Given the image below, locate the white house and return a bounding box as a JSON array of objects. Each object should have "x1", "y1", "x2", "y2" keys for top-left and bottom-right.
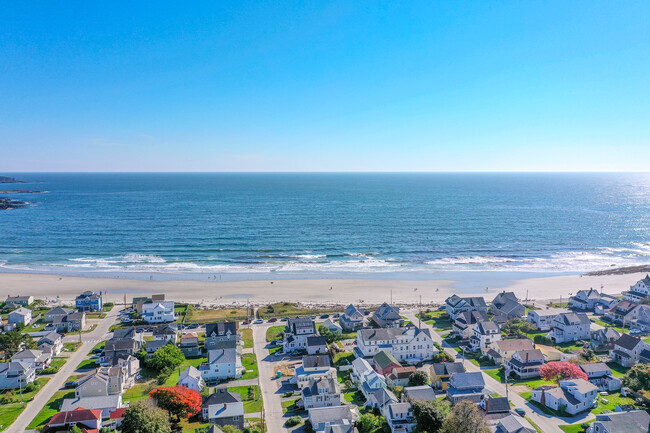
[
  {"x1": 301, "y1": 377, "x2": 342, "y2": 410},
  {"x1": 199, "y1": 348, "x2": 243, "y2": 382},
  {"x1": 141, "y1": 301, "x2": 175, "y2": 323},
  {"x1": 339, "y1": 304, "x2": 367, "y2": 332},
  {"x1": 321, "y1": 318, "x2": 343, "y2": 334},
  {"x1": 179, "y1": 366, "x2": 205, "y2": 392},
  {"x1": 11, "y1": 349, "x2": 51, "y2": 371},
  {"x1": 579, "y1": 363, "x2": 621, "y2": 392},
  {"x1": 385, "y1": 402, "x2": 416, "y2": 433},
  {"x1": 0, "y1": 361, "x2": 35, "y2": 389},
  {"x1": 570, "y1": 289, "x2": 604, "y2": 311},
  {"x1": 201, "y1": 388, "x2": 245, "y2": 430},
  {"x1": 446, "y1": 372, "x2": 490, "y2": 404},
  {"x1": 527, "y1": 308, "x2": 569, "y2": 331},
  {"x1": 308, "y1": 405, "x2": 360, "y2": 433},
  {"x1": 587, "y1": 410, "x2": 650, "y2": 433},
  {"x1": 622, "y1": 275, "x2": 650, "y2": 303},
  {"x1": 284, "y1": 318, "x2": 318, "y2": 353},
  {"x1": 549, "y1": 312, "x2": 591, "y2": 343},
  {"x1": 356, "y1": 327, "x2": 437, "y2": 363},
  {"x1": 469, "y1": 321, "x2": 501, "y2": 351},
  {"x1": 38, "y1": 331, "x2": 64, "y2": 356},
  {"x1": 372, "y1": 303, "x2": 405, "y2": 328},
  {"x1": 491, "y1": 291, "x2": 526, "y2": 320},
  {"x1": 610, "y1": 333, "x2": 650, "y2": 367},
  {"x1": 8, "y1": 307, "x2": 32, "y2": 326},
  {"x1": 452, "y1": 310, "x2": 489, "y2": 340},
  {"x1": 61, "y1": 395, "x2": 125, "y2": 419},
  {"x1": 292, "y1": 355, "x2": 337, "y2": 389},
  {"x1": 532, "y1": 379, "x2": 597, "y2": 415},
  {"x1": 504, "y1": 349, "x2": 545, "y2": 379}
]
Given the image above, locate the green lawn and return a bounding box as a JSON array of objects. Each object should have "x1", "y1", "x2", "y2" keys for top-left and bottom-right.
[
  {"x1": 592, "y1": 393, "x2": 636, "y2": 414},
  {"x1": 240, "y1": 353, "x2": 259, "y2": 380},
  {"x1": 63, "y1": 342, "x2": 82, "y2": 352},
  {"x1": 38, "y1": 357, "x2": 67, "y2": 375},
  {"x1": 76, "y1": 359, "x2": 98, "y2": 370},
  {"x1": 418, "y1": 310, "x2": 453, "y2": 331},
  {"x1": 592, "y1": 318, "x2": 626, "y2": 333},
  {"x1": 0, "y1": 378, "x2": 51, "y2": 429},
  {"x1": 333, "y1": 351, "x2": 355, "y2": 366},
  {"x1": 241, "y1": 328, "x2": 253, "y2": 348},
  {"x1": 559, "y1": 421, "x2": 593, "y2": 433},
  {"x1": 484, "y1": 368, "x2": 555, "y2": 390},
  {"x1": 228, "y1": 385, "x2": 263, "y2": 413},
  {"x1": 26, "y1": 388, "x2": 75, "y2": 429},
  {"x1": 343, "y1": 390, "x2": 365, "y2": 406},
  {"x1": 87, "y1": 340, "x2": 106, "y2": 355},
  {"x1": 123, "y1": 379, "x2": 157, "y2": 402},
  {"x1": 269, "y1": 346, "x2": 282, "y2": 355},
  {"x1": 164, "y1": 357, "x2": 205, "y2": 386},
  {"x1": 281, "y1": 398, "x2": 303, "y2": 414},
  {"x1": 103, "y1": 303, "x2": 115, "y2": 312},
  {"x1": 266, "y1": 325, "x2": 285, "y2": 342},
  {"x1": 606, "y1": 362, "x2": 629, "y2": 378}
]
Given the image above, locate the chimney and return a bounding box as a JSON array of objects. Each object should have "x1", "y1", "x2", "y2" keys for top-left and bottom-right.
[{"x1": 526, "y1": 351, "x2": 529, "y2": 363}]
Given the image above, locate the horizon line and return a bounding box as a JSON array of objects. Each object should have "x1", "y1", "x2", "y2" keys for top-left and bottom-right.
[{"x1": 2, "y1": 170, "x2": 650, "y2": 174}]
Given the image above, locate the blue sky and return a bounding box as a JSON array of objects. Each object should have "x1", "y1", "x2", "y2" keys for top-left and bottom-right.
[{"x1": 1, "y1": 1, "x2": 649, "y2": 172}]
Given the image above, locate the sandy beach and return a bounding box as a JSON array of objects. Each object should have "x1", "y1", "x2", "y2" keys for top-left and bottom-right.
[{"x1": 0, "y1": 270, "x2": 643, "y2": 308}]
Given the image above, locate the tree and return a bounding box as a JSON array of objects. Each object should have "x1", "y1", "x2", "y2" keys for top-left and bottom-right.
[
  {"x1": 121, "y1": 400, "x2": 171, "y2": 433},
  {"x1": 318, "y1": 325, "x2": 342, "y2": 344},
  {"x1": 285, "y1": 416, "x2": 303, "y2": 427},
  {"x1": 0, "y1": 330, "x2": 35, "y2": 357},
  {"x1": 408, "y1": 370, "x2": 430, "y2": 387},
  {"x1": 501, "y1": 318, "x2": 538, "y2": 337},
  {"x1": 441, "y1": 401, "x2": 490, "y2": 433},
  {"x1": 149, "y1": 385, "x2": 202, "y2": 422},
  {"x1": 222, "y1": 426, "x2": 243, "y2": 433},
  {"x1": 623, "y1": 363, "x2": 650, "y2": 391},
  {"x1": 70, "y1": 426, "x2": 83, "y2": 433},
  {"x1": 540, "y1": 361, "x2": 588, "y2": 383},
  {"x1": 357, "y1": 413, "x2": 383, "y2": 433},
  {"x1": 147, "y1": 344, "x2": 185, "y2": 373},
  {"x1": 412, "y1": 399, "x2": 451, "y2": 433}
]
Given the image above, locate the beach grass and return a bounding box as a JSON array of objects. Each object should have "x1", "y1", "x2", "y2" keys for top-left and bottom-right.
[
  {"x1": 186, "y1": 307, "x2": 249, "y2": 324},
  {"x1": 257, "y1": 302, "x2": 343, "y2": 320}
]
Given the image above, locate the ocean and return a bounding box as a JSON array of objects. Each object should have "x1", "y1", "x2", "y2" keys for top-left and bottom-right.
[{"x1": 1, "y1": 172, "x2": 650, "y2": 280}]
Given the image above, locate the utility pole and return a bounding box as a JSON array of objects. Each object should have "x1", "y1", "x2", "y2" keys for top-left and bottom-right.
[
  {"x1": 390, "y1": 290, "x2": 393, "y2": 305},
  {"x1": 418, "y1": 295, "x2": 422, "y2": 328}
]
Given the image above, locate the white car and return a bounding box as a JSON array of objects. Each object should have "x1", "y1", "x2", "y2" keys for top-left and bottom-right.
[{"x1": 254, "y1": 319, "x2": 264, "y2": 324}]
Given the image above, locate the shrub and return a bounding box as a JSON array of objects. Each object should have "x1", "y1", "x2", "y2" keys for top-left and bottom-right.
[
  {"x1": 285, "y1": 416, "x2": 302, "y2": 427},
  {"x1": 533, "y1": 334, "x2": 553, "y2": 345}
]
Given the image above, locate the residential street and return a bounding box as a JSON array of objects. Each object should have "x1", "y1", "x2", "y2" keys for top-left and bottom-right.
[
  {"x1": 12, "y1": 307, "x2": 121, "y2": 433},
  {"x1": 252, "y1": 323, "x2": 289, "y2": 433}
]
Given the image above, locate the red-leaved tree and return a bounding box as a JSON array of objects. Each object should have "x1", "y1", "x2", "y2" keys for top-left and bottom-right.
[
  {"x1": 149, "y1": 385, "x2": 202, "y2": 422},
  {"x1": 539, "y1": 361, "x2": 588, "y2": 383}
]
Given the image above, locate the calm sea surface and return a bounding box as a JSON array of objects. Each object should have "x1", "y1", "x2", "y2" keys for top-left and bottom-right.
[{"x1": 1, "y1": 173, "x2": 650, "y2": 279}]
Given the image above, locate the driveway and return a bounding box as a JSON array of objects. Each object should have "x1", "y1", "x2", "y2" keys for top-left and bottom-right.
[{"x1": 9, "y1": 307, "x2": 120, "y2": 433}]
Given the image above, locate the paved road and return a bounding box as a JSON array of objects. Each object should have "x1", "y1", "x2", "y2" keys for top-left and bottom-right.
[
  {"x1": 403, "y1": 311, "x2": 595, "y2": 433},
  {"x1": 252, "y1": 323, "x2": 289, "y2": 433},
  {"x1": 10, "y1": 308, "x2": 120, "y2": 433}
]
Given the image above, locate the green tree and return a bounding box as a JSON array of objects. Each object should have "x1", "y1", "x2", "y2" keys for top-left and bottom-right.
[
  {"x1": 412, "y1": 399, "x2": 451, "y2": 433},
  {"x1": 0, "y1": 330, "x2": 35, "y2": 357},
  {"x1": 70, "y1": 426, "x2": 83, "y2": 433},
  {"x1": 357, "y1": 413, "x2": 383, "y2": 433},
  {"x1": 623, "y1": 363, "x2": 650, "y2": 391},
  {"x1": 441, "y1": 401, "x2": 489, "y2": 433},
  {"x1": 147, "y1": 344, "x2": 185, "y2": 373},
  {"x1": 408, "y1": 370, "x2": 430, "y2": 387},
  {"x1": 318, "y1": 325, "x2": 342, "y2": 344},
  {"x1": 121, "y1": 400, "x2": 171, "y2": 433},
  {"x1": 222, "y1": 426, "x2": 243, "y2": 433},
  {"x1": 501, "y1": 318, "x2": 538, "y2": 337}
]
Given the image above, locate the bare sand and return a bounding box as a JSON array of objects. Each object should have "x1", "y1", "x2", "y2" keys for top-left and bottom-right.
[{"x1": 0, "y1": 270, "x2": 643, "y2": 309}]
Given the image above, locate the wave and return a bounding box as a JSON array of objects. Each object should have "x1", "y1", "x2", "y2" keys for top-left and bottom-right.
[{"x1": 2, "y1": 245, "x2": 650, "y2": 276}]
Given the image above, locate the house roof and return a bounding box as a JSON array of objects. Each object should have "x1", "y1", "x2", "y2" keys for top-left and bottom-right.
[
  {"x1": 455, "y1": 310, "x2": 490, "y2": 326},
  {"x1": 112, "y1": 328, "x2": 136, "y2": 340},
  {"x1": 530, "y1": 307, "x2": 568, "y2": 317},
  {"x1": 207, "y1": 348, "x2": 237, "y2": 365},
  {"x1": 374, "y1": 303, "x2": 402, "y2": 321},
  {"x1": 483, "y1": 396, "x2": 511, "y2": 413},
  {"x1": 492, "y1": 291, "x2": 519, "y2": 308},
  {"x1": 303, "y1": 354, "x2": 331, "y2": 369},
  {"x1": 205, "y1": 322, "x2": 238, "y2": 337},
  {"x1": 403, "y1": 386, "x2": 436, "y2": 402},
  {"x1": 579, "y1": 363, "x2": 611, "y2": 375},
  {"x1": 561, "y1": 378, "x2": 598, "y2": 394},
  {"x1": 325, "y1": 424, "x2": 358, "y2": 433},
  {"x1": 476, "y1": 321, "x2": 499, "y2": 334},
  {"x1": 105, "y1": 339, "x2": 139, "y2": 352},
  {"x1": 431, "y1": 362, "x2": 465, "y2": 376},
  {"x1": 556, "y1": 312, "x2": 591, "y2": 325},
  {"x1": 10, "y1": 307, "x2": 31, "y2": 316},
  {"x1": 374, "y1": 350, "x2": 400, "y2": 369},
  {"x1": 203, "y1": 388, "x2": 241, "y2": 406},
  {"x1": 61, "y1": 395, "x2": 122, "y2": 412},
  {"x1": 497, "y1": 414, "x2": 536, "y2": 433},
  {"x1": 109, "y1": 408, "x2": 127, "y2": 420},
  {"x1": 594, "y1": 410, "x2": 650, "y2": 433},
  {"x1": 180, "y1": 365, "x2": 202, "y2": 381},
  {"x1": 302, "y1": 377, "x2": 339, "y2": 397},
  {"x1": 389, "y1": 366, "x2": 416, "y2": 380},
  {"x1": 39, "y1": 331, "x2": 62, "y2": 343},
  {"x1": 48, "y1": 407, "x2": 102, "y2": 426},
  {"x1": 446, "y1": 295, "x2": 488, "y2": 309},
  {"x1": 450, "y1": 372, "x2": 485, "y2": 389},
  {"x1": 46, "y1": 306, "x2": 73, "y2": 316},
  {"x1": 308, "y1": 405, "x2": 359, "y2": 426},
  {"x1": 593, "y1": 328, "x2": 620, "y2": 340},
  {"x1": 307, "y1": 336, "x2": 327, "y2": 347},
  {"x1": 494, "y1": 338, "x2": 534, "y2": 353},
  {"x1": 616, "y1": 333, "x2": 643, "y2": 351},
  {"x1": 146, "y1": 340, "x2": 170, "y2": 351}
]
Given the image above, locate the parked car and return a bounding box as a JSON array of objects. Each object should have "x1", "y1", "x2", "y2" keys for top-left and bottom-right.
[
  {"x1": 514, "y1": 408, "x2": 525, "y2": 417},
  {"x1": 281, "y1": 317, "x2": 290, "y2": 321},
  {"x1": 268, "y1": 318, "x2": 278, "y2": 323},
  {"x1": 242, "y1": 321, "x2": 249, "y2": 325},
  {"x1": 254, "y1": 319, "x2": 264, "y2": 324},
  {"x1": 135, "y1": 328, "x2": 144, "y2": 333},
  {"x1": 186, "y1": 323, "x2": 199, "y2": 329},
  {"x1": 93, "y1": 348, "x2": 103, "y2": 354},
  {"x1": 319, "y1": 314, "x2": 330, "y2": 319},
  {"x1": 65, "y1": 381, "x2": 78, "y2": 389},
  {"x1": 333, "y1": 313, "x2": 340, "y2": 318}
]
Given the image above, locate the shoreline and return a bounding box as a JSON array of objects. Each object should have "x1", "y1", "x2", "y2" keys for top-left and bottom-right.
[{"x1": 0, "y1": 269, "x2": 641, "y2": 309}]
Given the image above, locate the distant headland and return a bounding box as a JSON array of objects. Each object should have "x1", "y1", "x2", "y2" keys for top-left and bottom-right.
[{"x1": 0, "y1": 176, "x2": 28, "y2": 183}]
